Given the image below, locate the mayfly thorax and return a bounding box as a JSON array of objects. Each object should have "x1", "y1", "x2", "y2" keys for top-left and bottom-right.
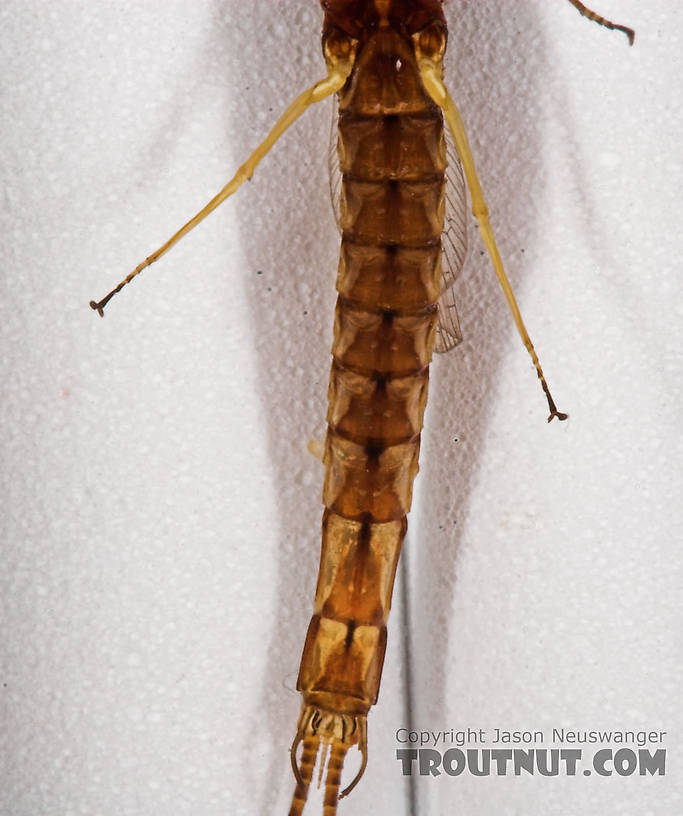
[{"x1": 90, "y1": 2, "x2": 633, "y2": 813}]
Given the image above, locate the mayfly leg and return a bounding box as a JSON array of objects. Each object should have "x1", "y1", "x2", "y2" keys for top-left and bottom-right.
[
  {"x1": 416, "y1": 2, "x2": 633, "y2": 422},
  {"x1": 415, "y1": 37, "x2": 568, "y2": 422},
  {"x1": 89, "y1": 39, "x2": 357, "y2": 316}
]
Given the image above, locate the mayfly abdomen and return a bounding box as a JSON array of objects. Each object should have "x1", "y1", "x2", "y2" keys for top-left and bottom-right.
[{"x1": 291, "y1": 20, "x2": 447, "y2": 809}]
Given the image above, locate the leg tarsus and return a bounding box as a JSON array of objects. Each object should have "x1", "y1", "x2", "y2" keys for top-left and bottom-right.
[
  {"x1": 546, "y1": 384, "x2": 569, "y2": 421},
  {"x1": 540, "y1": 376, "x2": 568, "y2": 422},
  {"x1": 548, "y1": 407, "x2": 569, "y2": 423}
]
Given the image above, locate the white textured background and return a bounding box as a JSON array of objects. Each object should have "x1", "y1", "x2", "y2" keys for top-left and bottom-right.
[{"x1": 1, "y1": 2, "x2": 680, "y2": 815}]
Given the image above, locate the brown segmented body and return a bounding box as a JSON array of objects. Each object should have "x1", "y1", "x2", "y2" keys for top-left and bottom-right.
[
  {"x1": 289, "y1": 3, "x2": 449, "y2": 813},
  {"x1": 299, "y1": 16, "x2": 444, "y2": 719}
]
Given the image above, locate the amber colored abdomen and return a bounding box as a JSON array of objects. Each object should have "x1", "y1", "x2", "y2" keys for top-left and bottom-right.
[{"x1": 297, "y1": 28, "x2": 445, "y2": 716}]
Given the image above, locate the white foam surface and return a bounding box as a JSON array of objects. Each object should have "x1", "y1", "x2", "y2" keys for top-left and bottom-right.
[{"x1": 1, "y1": 2, "x2": 680, "y2": 814}]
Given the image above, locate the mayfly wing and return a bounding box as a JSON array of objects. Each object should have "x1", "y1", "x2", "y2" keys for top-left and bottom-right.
[
  {"x1": 433, "y1": 283, "x2": 464, "y2": 352},
  {"x1": 328, "y1": 103, "x2": 468, "y2": 353},
  {"x1": 328, "y1": 95, "x2": 343, "y2": 233},
  {"x1": 434, "y1": 127, "x2": 468, "y2": 353}
]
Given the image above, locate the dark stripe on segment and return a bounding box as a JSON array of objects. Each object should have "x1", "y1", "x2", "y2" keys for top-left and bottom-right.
[
  {"x1": 342, "y1": 170, "x2": 445, "y2": 185},
  {"x1": 336, "y1": 293, "x2": 438, "y2": 318},
  {"x1": 381, "y1": 308, "x2": 396, "y2": 327},
  {"x1": 364, "y1": 442, "x2": 383, "y2": 465},
  {"x1": 338, "y1": 109, "x2": 442, "y2": 125},
  {"x1": 358, "y1": 515, "x2": 372, "y2": 548},
  {"x1": 331, "y1": 357, "x2": 429, "y2": 381},
  {"x1": 341, "y1": 234, "x2": 442, "y2": 250},
  {"x1": 344, "y1": 619, "x2": 356, "y2": 650},
  {"x1": 328, "y1": 426, "x2": 419, "y2": 450}
]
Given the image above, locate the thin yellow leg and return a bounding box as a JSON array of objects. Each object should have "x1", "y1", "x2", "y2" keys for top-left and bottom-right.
[
  {"x1": 565, "y1": 0, "x2": 635, "y2": 45},
  {"x1": 418, "y1": 55, "x2": 567, "y2": 423},
  {"x1": 90, "y1": 46, "x2": 356, "y2": 316}
]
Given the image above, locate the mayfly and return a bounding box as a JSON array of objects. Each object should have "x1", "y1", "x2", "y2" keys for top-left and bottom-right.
[{"x1": 90, "y1": 1, "x2": 634, "y2": 812}]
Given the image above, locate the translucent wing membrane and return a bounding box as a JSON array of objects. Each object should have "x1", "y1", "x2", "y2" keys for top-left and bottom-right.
[
  {"x1": 433, "y1": 280, "x2": 463, "y2": 352},
  {"x1": 434, "y1": 128, "x2": 467, "y2": 353},
  {"x1": 328, "y1": 103, "x2": 468, "y2": 353},
  {"x1": 328, "y1": 96, "x2": 343, "y2": 232}
]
